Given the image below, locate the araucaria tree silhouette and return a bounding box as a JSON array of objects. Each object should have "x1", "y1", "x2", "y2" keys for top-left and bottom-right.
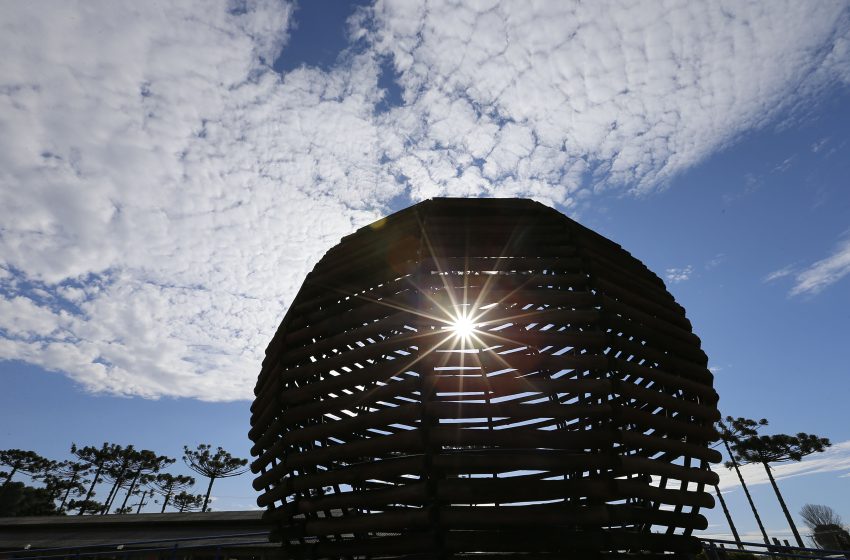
[
  {"x1": 183, "y1": 444, "x2": 248, "y2": 512},
  {"x1": 99, "y1": 445, "x2": 135, "y2": 514},
  {"x1": 717, "y1": 416, "x2": 770, "y2": 547},
  {"x1": 50, "y1": 460, "x2": 91, "y2": 511},
  {"x1": 0, "y1": 449, "x2": 53, "y2": 486},
  {"x1": 712, "y1": 485, "x2": 743, "y2": 549},
  {"x1": 151, "y1": 473, "x2": 195, "y2": 512},
  {"x1": 37, "y1": 461, "x2": 87, "y2": 511},
  {"x1": 171, "y1": 490, "x2": 206, "y2": 513},
  {"x1": 732, "y1": 432, "x2": 831, "y2": 547},
  {"x1": 71, "y1": 442, "x2": 122, "y2": 515},
  {"x1": 116, "y1": 450, "x2": 174, "y2": 513}
]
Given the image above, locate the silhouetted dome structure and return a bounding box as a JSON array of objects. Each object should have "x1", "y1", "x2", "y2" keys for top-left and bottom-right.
[{"x1": 250, "y1": 198, "x2": 720, "y2": 559}]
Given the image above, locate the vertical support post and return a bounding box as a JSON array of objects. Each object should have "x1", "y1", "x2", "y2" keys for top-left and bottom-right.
[{"x1": 414, "y1": 212, "x2": 445, "y2": 559}]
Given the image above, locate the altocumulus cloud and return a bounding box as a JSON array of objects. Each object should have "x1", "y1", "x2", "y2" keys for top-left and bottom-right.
[
  {"x1": 790, "y1": 237, "x2": 850, "y2": 296},
  {"x1": 1, "y1": 0, "x2": 849, "y2": 400},
  {"x1": 715, "y1": 440, "x2": 850, "y2": 491}
]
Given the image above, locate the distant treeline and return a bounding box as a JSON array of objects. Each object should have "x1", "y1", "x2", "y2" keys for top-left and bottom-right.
[{"x1": 0, "y1": 443, "x2": 247, "y2": 517}]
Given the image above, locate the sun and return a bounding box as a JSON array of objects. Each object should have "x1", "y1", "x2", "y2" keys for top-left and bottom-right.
[{"x1": 448, "y1": 313, "x2": 476, "y2": 339}]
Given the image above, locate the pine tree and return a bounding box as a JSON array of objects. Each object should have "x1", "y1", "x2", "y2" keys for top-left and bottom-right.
[
  {"x1": 0, "y1": 481, "x2": 60, "y2": 516},
  {"x1": 71, "y1": 442, "x2": 122, "y2": 515},
  {"x1": 182, "y1": 444, "x2": 248, "y2": 512},
  {"x1": 134, "y1": 489, "x2": 151, "y2": 514},
  {"x1": 171, "y1": 490, "x2": 205, "y2": 513},
  {"x1": 99, "y1": 445, "x2": 135, "y2": 514},
  {"x1": 717, "y1": 416, "x2": 770, "y2": 547},
  {"x1": 116, "y1": 450, "x2": 174, "y2": 513},
  {"x1": 49, "y1": 461, "x2": 90, "y2": 511},
  {"x1": 712, "y1": 485, "x2": 743, "y2": 549},
  {"x1": 151, "y1": 473, "x2": 195, "y2": 512},
  {"x1": 0, "y1": 450, "x2": 54, "y2": 487},
  {"x1": 732, "y1": 432, "x2": 831, "y2": 547},
  {"x1": 66, "y1": 497, "x2": 104, "y2": 515}
]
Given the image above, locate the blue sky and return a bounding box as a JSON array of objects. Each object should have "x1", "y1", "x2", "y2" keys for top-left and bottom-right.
[{"x1": 1, "y1": 0, "x2": 849, "y2": 542}]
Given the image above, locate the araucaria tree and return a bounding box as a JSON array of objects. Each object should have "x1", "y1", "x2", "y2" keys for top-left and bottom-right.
[
  {"x1": 0, "y1": 449, "x2": 54, "y2": 486},
  {"x1": 50, "y1": 461, "x2": 91, "y2": 511},
  {"x1": 71, "y1": 442, "x2": 122, "y2": 515},
  {"x1": 183, "y1": 444, "x2": 248, "y2": 512},
  {"x1": 717, "y1": 416, "x2": 770, "y2": 547},
  {"x1": 116, "y1": 450, "x2": 174, "y2": 513},
  {"x1": 171, "y1": 490, "x2": 205, "y2": 513},
  {"x1": 732, "y1": 432, "x2": 831, "y2": 547},
  {"x1": 99, "y1": 445, "x2": 136, "y2": 514},
  {"x1": 37, "y1": 461, "x2": 88, "y2": 512},
  {"x1": 151, "y1": 473, "x2": 195, "y2": 513}
]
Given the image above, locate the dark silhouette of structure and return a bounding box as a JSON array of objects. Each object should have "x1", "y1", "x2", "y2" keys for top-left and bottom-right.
[{"x1": 250, "y1": 198, "x2": 721, "y2": 558}]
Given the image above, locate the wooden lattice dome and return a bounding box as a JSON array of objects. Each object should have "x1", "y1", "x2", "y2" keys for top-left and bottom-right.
[{"x1": 250, "y1": 198, "x2": 721, "y2": 559}]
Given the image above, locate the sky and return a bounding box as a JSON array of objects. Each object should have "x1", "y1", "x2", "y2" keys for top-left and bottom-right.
[{"x1": 1, "y1": 0, "x2": 849, "y2": 543}]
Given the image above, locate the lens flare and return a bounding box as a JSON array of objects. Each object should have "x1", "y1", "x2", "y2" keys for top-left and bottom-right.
[{"x1": 448, "y1": 313, "x2": 476, "y2": 339}]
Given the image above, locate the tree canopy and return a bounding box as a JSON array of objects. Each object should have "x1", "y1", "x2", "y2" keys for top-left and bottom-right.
[
  {"x1": 714, "y1": 416, "x2": 771, "y2": 546},
  {"x1": 0, "y1": 481, "x2": 60, "y2": 516},
  {"x1": 799, "y1": 504, "x2": 850, "y2": 550},
  {"x1": 151, "y1": 473, "x2": 195, "y2": 513},
  {"x1": 0, "y1": 449, "x2": 54, "y2": 485},
  {"x1": 171, "y1": 490, "x2": 205, "y2": 513},
  {"x1": 732, "y1": 433, "x2": 831, "y2": 465},
  {"x1": 182, "y1": 444, "x2": 248, "y2": 479},
  {"x1": 0, "y1": 442, "x2": 246, "y2": 516},
  {"x1": 717, "y1": 416, "x2": 768, "y2": 443},
  {"x1": 731, "y1": 431, "x2": 831, "y2": 548},
  {"x1": 183, "y1": 444, "x2": 248, "y2": 512}
]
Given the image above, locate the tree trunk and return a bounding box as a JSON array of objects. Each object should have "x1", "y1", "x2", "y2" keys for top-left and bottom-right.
[
  {"x1": 119, "y1": 470, "x2": 141, "y2": 512},
  {"x1": 59, "y1": 471, "x2": 78, "y2": 510},
  {"x1": 160, "y1": 488, "x2": 173, "y2": 513},
  {"x1": 763, "y1": 461, "x2": 804, "y2": 548},
  {"x1": 202, "y1": 475, "x2": 215, "y2": 512},
  {"x1": 101, "y1": 483, "x2": 117, "y2": 514},
  {"x1": 101, "y1": 466, "x2": 128, "y2": 514},
  {"x1": 2, "y1": 466, "x2": 18, "y2": 486},
  {"x1": 714, "y1": 485, "x2": 743, "y2": 549},
  {"x1": 724, "y1": 439, "x2": 771, "y2": 546},
  {"x1": 135, "y1": 490, "x2": 147, "y2": 514},
  {"x1": 78, "y1": 464, "x2": 103, "y2": 515},
  {"x1": 2, "y1": 466, "x2": 17, "y2": 487},
  {"x1": 48, "y1": 483, "x2": 61, "y2": 503}
]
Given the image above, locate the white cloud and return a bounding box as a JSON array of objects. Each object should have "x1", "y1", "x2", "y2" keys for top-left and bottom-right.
[
  {"x1": 773, "y1": 156, "x2": 796, "y2": 174},
  {"x1": 790, "y1": 238, "x2": 850, "y2": 296},
  {"x1": 811, "y1": 137, "x2": 831, "y2": 153},
  {"x1": 665, "y1": 265, "x2": 694, "y2": 284},
  {"x1": 0, "y1": 1, "x2": 390, "y2": 400},
  {"x1": 361, "y1": 0, "x2": 850, "y2": 198},
  {"x1": 716, "y1": 440, "x2": 850, "y2": 491},
  {"x1": 0, "y1": 1, "x2": 849, "y2": 399},
  {"x1": 705, "y1": 253, "x2": 726, "y2": 270},
  {"x1": 764, "y1": 265, "x2": 796, "y2": 283}
]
